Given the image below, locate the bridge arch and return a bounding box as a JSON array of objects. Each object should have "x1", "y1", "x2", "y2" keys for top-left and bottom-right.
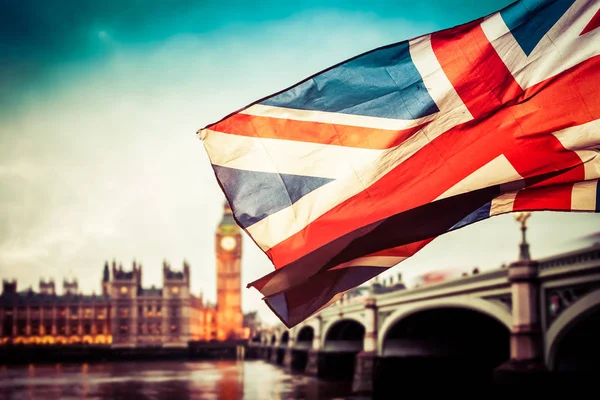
[
  {"x1": 251, "y1": 331, "x2": 262, "y2": 344},
  {"x1": 321, "y1": 315, "x2": 365, "y2": 348},
  {"x1": 377, "y1": 296, "x2": 512, "y2": 354},
  {"x1": 546, "y1": 288, "x2": 600, "y2": 371},
  {"x1": 322, "y1": 317, "x2": 365, "y2": 352},
  {"x1": 280, "y1": 331, "x2": 289, "y2": 346},
  {"x1": 376, "y1": 297, "x2": 510, "y2": 387},
  {"x1": 295, "y1": 325, "x2": 314, "y2": 348},
  {"x1": 319, "y1": 317, "x2": 366, "y2": 381}
]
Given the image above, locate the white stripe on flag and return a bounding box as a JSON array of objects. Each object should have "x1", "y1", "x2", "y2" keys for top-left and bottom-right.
[
  {"x1": 552, "y1": 119, "x2": 600, "y2": 180},
  {"x1": 572, "y1": 180, "x2": 598, "y2": 211},
  {"x1": 490, "y1": 191, "x2": 519, "y2": 216},
  {"x1": 408, "y1": 34, "x2": 473, "y2": 122},
  {"x1": 329, "y1": 255, "x2": 407, "y2": 271},
  {"x1": 241, "y1": 104, "x2": 431, "y2": 131},
  {"x1": 203, "y1": 129, "x2": 383, "y2": 179},
  {"x1": 435, "y1": 154, "x2": 524, "y2": 201},
  {"x1": 481, "y1": 0, "x2": 600, "y2": 90}
]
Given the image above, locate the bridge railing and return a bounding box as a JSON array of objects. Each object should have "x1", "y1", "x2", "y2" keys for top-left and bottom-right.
[{"x1": 538, "y1": 245, "x2": 600, "y2": 270}]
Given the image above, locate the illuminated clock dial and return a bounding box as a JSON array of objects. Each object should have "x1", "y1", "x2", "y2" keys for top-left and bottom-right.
[{"x1": 220, "y1": 236, "x2": 236, "y2": 251}]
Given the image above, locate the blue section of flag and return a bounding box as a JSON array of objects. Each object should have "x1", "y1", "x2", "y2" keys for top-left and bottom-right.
[
  {"x1": 501, "y1": 0, "x2": 575, "y2": 56},
  {"x1": 266, "y1": 292, "x2": 289, "y2": 325},
  {"x1": 260, "y1": 41, "x2": 439, "y2": 120},
  {"x1": 448, "y1": 201, "x2": 492, "y2": 231},
  {"x1": 213, "y1": 165, "x2": 334, "y2": 228}
]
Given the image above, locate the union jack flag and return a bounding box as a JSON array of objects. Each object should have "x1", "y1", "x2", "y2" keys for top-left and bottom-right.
[{"x1": 199, "y1": 0, "x2": 600, "y2": 328}]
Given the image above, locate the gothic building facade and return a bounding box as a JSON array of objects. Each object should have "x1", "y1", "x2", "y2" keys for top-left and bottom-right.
[{"x1": 0, "y1": 200, "x2": 250, "y2": 347}]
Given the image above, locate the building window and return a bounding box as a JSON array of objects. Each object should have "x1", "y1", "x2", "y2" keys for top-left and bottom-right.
[
  {"x1": 138, "y1": 306, "x2": 143, "y2": 318},
  {"x1": 70, "y1": 307, "x2": 79, "y2": 319},
  {"x1": 84, "y1": 308, "x2": 93, "y2": 318},
  {"x1": 119, "y1": 308, "x2": 129, "y2": 318},
  {"x1": 120, "y1": 286, "x2": 128, "y2": 294},
  {"x1": 16, "y1": 321, "x2": 26, "y2": 336},
  {"x1": 95, "y1": 308, "x2": 106, "y2": 319},
  {"x1": 119, "y1": 325, "x2": 128, "y2": 334},
  {"x1": 171, "y1": 287, "x2": 179, "y2": 294},
  {"x1": 171, "y1": 307, "x2": 178, "y2": 317},
  {"x1": 156, "y1": 305, "x2": 162, "y2": 317},
  {"x1": 170, "y1": 324, "x2": 178, "y2": 333}
]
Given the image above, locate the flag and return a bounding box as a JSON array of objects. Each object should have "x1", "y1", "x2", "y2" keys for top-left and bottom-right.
[{"x1": 198, "y1": 0, "x2": 600, "y2": 328}]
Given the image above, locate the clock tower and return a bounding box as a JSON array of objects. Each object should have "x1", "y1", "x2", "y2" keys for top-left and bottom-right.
[{"x1": 215, "y1": 199, "x2": 243, "y2": 340}]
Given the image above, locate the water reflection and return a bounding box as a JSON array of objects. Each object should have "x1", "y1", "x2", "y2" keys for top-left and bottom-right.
[{"x1": 0, "y1": 360, "x2": 354, "y2": 400}]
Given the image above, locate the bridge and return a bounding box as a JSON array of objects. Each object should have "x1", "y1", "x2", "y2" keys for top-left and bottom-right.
[{"x1": 249, "y1": 241, "x2": 600, "y2": 393}]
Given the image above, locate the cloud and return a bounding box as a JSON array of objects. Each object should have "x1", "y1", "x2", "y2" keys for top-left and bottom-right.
[{"x1": 1, "y1": 0, "x2": 515, "y2": 113}]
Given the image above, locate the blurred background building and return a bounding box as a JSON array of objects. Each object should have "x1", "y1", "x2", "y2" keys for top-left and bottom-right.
[{"x1": 0, "y1": 200, "x2": 251, "y2": 347}]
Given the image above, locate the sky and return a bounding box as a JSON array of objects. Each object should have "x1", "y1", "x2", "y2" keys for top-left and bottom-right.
[{"x1": 1, "y1": 0, "x2": 599, "y2": 325}]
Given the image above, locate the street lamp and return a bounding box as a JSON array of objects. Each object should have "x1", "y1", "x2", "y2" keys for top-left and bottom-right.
[{"x1": 513, "y1": 211, "x2": 532, "y2": 260}]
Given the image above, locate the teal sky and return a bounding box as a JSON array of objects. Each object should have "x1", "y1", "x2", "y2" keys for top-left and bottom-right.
[{"x1": 1, "y1": 0, "x2": 599, "y2": 324}]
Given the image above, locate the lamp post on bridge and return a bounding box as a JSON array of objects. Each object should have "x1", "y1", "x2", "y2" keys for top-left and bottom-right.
[
  {"x1": 514, "y1": 211, "x2": 531, "y2": 261},
  {"x1": 495, "y1": 212, "x2": 549, "y2": 383}
]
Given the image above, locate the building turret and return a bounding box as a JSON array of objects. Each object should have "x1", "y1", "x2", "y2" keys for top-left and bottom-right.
[
  {"x1": 63, "y1": 278, "x2": 78, "y2": 295},
  {"x1": 39, "y1": 279, "x2": 56, "y2": 295},
  {"x1": 133, "y1": 260, "x2": 142, "y2": 288},
  {"x1": 183, "y1": 260, "x2": 190, "y2": 287},
  {"x1": 103, "y1": 262, "x2": 110, "y2": 282},
  {"x1": 102, "y1": 261, "x2": 110, "y2": 296},
  {"x1": 163, "y1": 261, "x2": 189, "y2": 294},
  {"x1": 2, "y1": 280, "x2": 16, "y2": 294}
]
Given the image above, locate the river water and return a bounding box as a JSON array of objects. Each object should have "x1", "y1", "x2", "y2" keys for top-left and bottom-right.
[{"x1": 0, "y1": 360, "x2": 357, "y2": 400}]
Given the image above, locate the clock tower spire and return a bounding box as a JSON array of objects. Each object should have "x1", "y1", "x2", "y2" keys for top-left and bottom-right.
[{"x1": 215, "y1": 199, "x2": 243, "y2": 340}]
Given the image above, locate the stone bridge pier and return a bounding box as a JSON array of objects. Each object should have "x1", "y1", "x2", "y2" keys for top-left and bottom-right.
[
  {"x1": 284, "y1": 325, "x2": 312, "y2": 371},
  {"x1": 308, "y1": 315, "x2": 366, "y2": 381}
]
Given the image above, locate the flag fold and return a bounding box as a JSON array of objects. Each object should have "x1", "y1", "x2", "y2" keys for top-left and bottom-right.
[{"x1": 199, "y1": 0, "x2": 600, "y2": 328}]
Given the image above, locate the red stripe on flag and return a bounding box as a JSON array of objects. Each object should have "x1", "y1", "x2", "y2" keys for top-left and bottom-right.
[
  {"x1": 430, "y1": 20, "x2": 522, "y2": 119},
  {"x1": 506, "y1": 53, "x2": 600, "y2": 208},
  {"x1": 264, "y1": 55, "x2": 600, "y2": 269},
  {"x1": 513, "y1": 183, "x2": 575, "y2": 211},
  {"x1": 211, "y1": 113, "x2": 427, "y2": 150},
  {"x1": 581, "y1": 9, "x2": 600, "y2": 36}
]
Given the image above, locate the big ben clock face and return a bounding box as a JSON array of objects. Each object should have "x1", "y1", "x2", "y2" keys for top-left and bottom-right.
[{"x1": 220, "y1": 236, "x2": 236, "y2": 251}]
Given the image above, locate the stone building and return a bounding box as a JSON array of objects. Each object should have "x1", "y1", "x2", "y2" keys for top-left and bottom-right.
[
  {"x1": 0, "y1": 279, "x2": 111, "y2": 345},
  {"x1": 0, "y1": 259, "x2": 219, "y2": 348},
  {"x1": 106, "y1": 259, "x2": 219, "y2": 348},
  {"x1": 0, "y1": 199, "x2": 252, "y2": 347}
]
